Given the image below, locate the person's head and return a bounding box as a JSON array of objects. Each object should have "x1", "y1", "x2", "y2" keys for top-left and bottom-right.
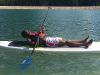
[{"x1": 21, "y1": 30, "x2": 30, "y2": 38}]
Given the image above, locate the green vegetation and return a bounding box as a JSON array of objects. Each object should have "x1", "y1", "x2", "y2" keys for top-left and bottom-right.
[{"x1": 0, "y1": 0, "x2": 99, "y2": 6}]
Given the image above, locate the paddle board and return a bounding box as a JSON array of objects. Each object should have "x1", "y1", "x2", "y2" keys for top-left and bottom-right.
[{"x1": 0, "y1": 41, "x2": 100, "y2": 52}]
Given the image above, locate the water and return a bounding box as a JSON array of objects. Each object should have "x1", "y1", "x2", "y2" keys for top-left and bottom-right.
[{"x1": 0, "y1": 9, "x2": 100, "y2": 75}]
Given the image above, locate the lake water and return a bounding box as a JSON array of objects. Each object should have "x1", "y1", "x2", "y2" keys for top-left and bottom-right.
[{"x1": 0, "y1": 9, "x2": 100, "y2": 75}]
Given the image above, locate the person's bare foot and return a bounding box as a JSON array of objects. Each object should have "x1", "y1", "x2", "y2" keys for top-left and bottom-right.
[
  {"x1": 81, "y1": 35, "x2": 89, "y2": 43},
  {"x1": 85, "y1": 39, "x2": 93, "y2": 48}
]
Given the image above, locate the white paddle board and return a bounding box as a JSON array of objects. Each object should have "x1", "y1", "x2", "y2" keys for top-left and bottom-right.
[{"x1": 0, "y1": 41, "x2": 100, "y2": 52}]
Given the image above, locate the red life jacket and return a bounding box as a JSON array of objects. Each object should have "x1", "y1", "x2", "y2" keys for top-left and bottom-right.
[{"x1": 28, "y1": 31, "x2": 45, "y2": 44}]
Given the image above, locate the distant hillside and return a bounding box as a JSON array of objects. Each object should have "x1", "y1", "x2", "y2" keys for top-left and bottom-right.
[{"x1": 0, "y1": 0, "x2": 99, "y2": 6}]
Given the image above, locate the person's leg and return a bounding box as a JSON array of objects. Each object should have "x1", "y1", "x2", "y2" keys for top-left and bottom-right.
[
  {"x1": 65, "y1": 39, "x2": 93, "y2": 48},
  {"x1": 68, "y1": 36, "x2": 89, "y2": 43},
  {"x1": 65, "y1": 41, "x2": 84, "y2": 47},
  {"x1": 58, "y1": 42, "x2": 66, "y2": 47},
  {"x1": 57, "y1": 37, "x2": 88, "y2": 47}
]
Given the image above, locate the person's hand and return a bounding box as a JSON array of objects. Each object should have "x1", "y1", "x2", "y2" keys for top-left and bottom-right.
[{"x1": 40, "y1": 25, "x2": 46, "y2": 31}]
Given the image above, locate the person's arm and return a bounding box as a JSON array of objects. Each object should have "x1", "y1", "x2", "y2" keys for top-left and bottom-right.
[{"x1": 36, "y1": 25, "x2": 46, "y2": 38}]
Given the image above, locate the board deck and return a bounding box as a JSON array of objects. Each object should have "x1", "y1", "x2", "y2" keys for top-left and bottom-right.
[{"x1": 0, "y1": 41, "x2": 100, "y2": 52}]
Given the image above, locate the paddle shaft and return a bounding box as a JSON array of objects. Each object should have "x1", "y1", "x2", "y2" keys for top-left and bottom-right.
[
  {"x1": 31, "y1": 36, "x2": 39, "y2": 55},
  {"x1": 40, "y1": 6, "x2": 51, "y2": 27}
]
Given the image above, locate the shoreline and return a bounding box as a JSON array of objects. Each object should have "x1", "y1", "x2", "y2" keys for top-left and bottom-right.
[{"x1": 0, "y1": 6, "x2": 99, "y2": 10}]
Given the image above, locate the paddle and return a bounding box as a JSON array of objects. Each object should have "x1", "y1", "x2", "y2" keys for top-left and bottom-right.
[
  {"x1": 20, "y1": 7, "x2": 50, "y2": 69},
  {"x1": 20, "y1": 35, "x2": 39, "y2": 69}
]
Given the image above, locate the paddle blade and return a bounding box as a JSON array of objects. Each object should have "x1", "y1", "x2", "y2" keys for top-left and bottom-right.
[{"x1": 20, "y1": 56, "x2": 32, "y2": 69}]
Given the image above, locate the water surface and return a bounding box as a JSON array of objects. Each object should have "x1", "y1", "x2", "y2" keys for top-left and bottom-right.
[{"x1": 0, "y1": 9, "x2": 100, "y2": 75}]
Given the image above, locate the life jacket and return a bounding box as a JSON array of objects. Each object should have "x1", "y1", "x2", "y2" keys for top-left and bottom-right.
[
  {"x1": 29, "y1": 32, "x2": 45, "y2": 45},
  {"x1": 29, "y1": 32, "x2": 37, "y2": 36},
  {"x1": 29, "y1": 31, "x2": 45, "y2": 37}
]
